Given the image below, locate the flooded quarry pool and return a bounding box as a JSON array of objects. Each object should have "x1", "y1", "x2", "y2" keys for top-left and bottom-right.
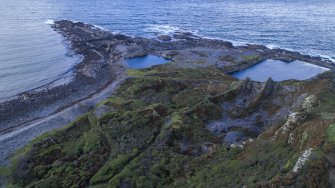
[
  {"x1": 126, "y1": 55, "x2": 170, "y2": 69},
  {"x1": 231, "y1": 59, "x2": 330, "y2": 82}
]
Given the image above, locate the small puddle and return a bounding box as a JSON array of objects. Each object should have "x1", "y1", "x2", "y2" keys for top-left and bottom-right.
[
  {"x1": 126, "y1": 55, "x2": 170, "y2": 69},
  {"x1": 231, "y1": 59, "x2": 330, "y2": 82}
]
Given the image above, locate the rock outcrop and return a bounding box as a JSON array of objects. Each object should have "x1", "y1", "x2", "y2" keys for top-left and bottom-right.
[
  {"x1": 1, "y1": 20, "x2": 335, "y2": 188},
  {"x1": 240, "y1": 77, "x2": 253, "y2": 94},
  {"x1": 157, "y1": 35, "x2": 172, "y2": 41}
]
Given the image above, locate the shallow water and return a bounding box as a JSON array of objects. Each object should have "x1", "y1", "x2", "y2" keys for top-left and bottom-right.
[
  {"x1": 126, "y1": 55, "x2": 169, "y2": 69},
  {"x1": 1, "y1": 0, "x2": 335, "y2": 98},
  {"x1": 0, "y1": 3, "x2": 83, "y2": 99},
  {"x1": 231, "y1": 59, "x2": 330, "y2": 82}
]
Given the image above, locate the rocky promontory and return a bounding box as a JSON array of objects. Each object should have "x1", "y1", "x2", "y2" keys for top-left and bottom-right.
[{"x1": 1, "y1": 20, "x2": 335, "y2": 187}]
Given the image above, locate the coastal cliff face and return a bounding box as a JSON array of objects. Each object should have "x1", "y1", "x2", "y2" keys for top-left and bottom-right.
[{"x1": 1, "y1": 21, "x2": 335, "y2": 187}]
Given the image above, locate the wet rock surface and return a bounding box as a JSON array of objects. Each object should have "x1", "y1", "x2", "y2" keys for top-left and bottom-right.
[{"x1": 157, "y1": 35, "x2": 172, "y2": 41}]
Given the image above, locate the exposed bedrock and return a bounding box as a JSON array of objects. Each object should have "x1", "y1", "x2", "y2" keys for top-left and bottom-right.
[
  {"x1": 16, "y1": 21, "x2": 333, "y2": 149},
  {"x1": 1, "y1": 20, "x2": 335, "y2": 188},
  {"x1": 1, "y1": 20, "x2": 334, "y2": 158}
]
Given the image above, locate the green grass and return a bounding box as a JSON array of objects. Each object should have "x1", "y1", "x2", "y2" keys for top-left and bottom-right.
[
  {"x1": 319, "y1": 92, "x2": 335, "y2": 115},
  {"x1": 242, "y1": 55, "x2": 261, "y2": 62},
  {"x1": 0, "y1": 166, "x2": 10, "y2": 176},
  {"x1": 127, "y1": 69, "x2": 147, "y2": 77},
  {"x1": 321, "y1": 112, "x2": 335, "y2": 120},
  {"x1": 6, "y1": 65, "x2": 334, "y2": 187},
  {"x1": 326, "y1": 124, "x2": 335, "y2": 142}
]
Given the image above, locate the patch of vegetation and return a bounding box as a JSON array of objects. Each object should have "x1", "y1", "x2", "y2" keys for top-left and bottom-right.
[
  {"x1": 326, "y1": 124, "x2": 335, "y2": 142},
  {"x1": 4, "y1": 65, "x2": 335, "y2": 187},
  {"x1": 219, "y1": 55, "x2": 235, "y2": 62},
  {"x1": 0, "y1": 166, "x2": 10, "y2": 176},
  {"x1": 175, "y1": 140, "x2": 293, "y2": 187},
  {"x1": 242, "y1": 54, "x2": 261, "y2": 62},
  {"x1": 319, "y1": 91, "x2": 335, "y2": 116}
]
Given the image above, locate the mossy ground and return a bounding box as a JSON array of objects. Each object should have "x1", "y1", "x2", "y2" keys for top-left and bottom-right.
[{"x1": 2, "y1": 64, "x2": 335, "y2": 188}]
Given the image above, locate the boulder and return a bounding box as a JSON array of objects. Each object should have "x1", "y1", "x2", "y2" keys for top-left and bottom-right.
[
  {"x1": 274, "y1": 112, "x2": 307, "y2": 140},
  {"x1": 240, "y1": 77, "x2": 253, "y2": 94},
  {"x1": 302, "y1": 94, "x2": 318, "y2": 112},
  {"x1": 261, "y1": 77, "x2": 276, "y2": 97},
  {"x1": 173, "y1": 34, "x2": 188, "y2": 40},
  {"x1": 248, "y1": 77, "x2": 277, "y2": 109},
  {"x1": 157, "y1": 35, "x2": 172, "y2": 41}
]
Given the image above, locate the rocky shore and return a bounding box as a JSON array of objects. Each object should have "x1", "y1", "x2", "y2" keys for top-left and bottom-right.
[
  {"x1": 1, "y1": 20, "x2": 334, "y2": 135},
  {"x1": 1, "y1": 20, "x2": 334, "y2": 165},
  {"x1": 1, "y1": 20, "x2": 335, "y2": 187}
]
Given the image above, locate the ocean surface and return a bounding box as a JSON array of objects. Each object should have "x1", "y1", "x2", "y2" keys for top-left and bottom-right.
[{"x1": 0, "y1": 0, "x2": 335, "y2": 99}]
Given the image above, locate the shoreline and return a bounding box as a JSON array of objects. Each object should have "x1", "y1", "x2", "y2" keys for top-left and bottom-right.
[
  {"x1": 0, "y1": 73, "x2": 126, "y2": 166},
  {"x1": 1, "y1": 20, "x2": 334, "y2": 166},
  {"x1": 0, "y1": 22, "x2": 127, "y2": 134}
]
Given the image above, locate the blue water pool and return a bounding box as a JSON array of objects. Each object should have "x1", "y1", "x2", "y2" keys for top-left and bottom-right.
[
  {"x1": 231, "y1": 59, "x2": 330, "y2": 82},
  {"x1": 126, "y1": 55, "x2": 169, "y2": 69}
]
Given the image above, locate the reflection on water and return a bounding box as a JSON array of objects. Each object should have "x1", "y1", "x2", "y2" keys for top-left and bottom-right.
[
  {"x1": 231, "y1": 59, "x2": 330, "y2": 82},
  {"x1": 126, "y1": 55, "x2": 169, "y2": 69}
]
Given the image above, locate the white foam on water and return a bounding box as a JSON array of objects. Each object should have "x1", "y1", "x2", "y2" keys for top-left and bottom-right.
[
  {"x1": 227, "y1": 40, "x2": 249, "y2": 46},
  {"x1": 265, "y1": 43, "x2": 296, "y2": 52},
  {"x1": 144, "y1": 24, "x2": 197, "y2": 35},
  {"x1": 93, "y1": 24, "x2": 109, "y2": 31},
  {"x1": 266, "y1": 43, "x2": 280, "y2": 49},
  {"x1": 143, "y1": 26, "x2": 335, "y2": 65},
  {"x1": 318, "y1": 54, "x2": 335, "y2": 63},
  {"x1": 145, "y1": 25, "x2": 182, "y2": 34},
  {"x1": 44, "y1": 19, "x2": 54, "y2": 25},
  {"x1": 264, "y1": 43, "x2": 335, "y2": 64}
]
